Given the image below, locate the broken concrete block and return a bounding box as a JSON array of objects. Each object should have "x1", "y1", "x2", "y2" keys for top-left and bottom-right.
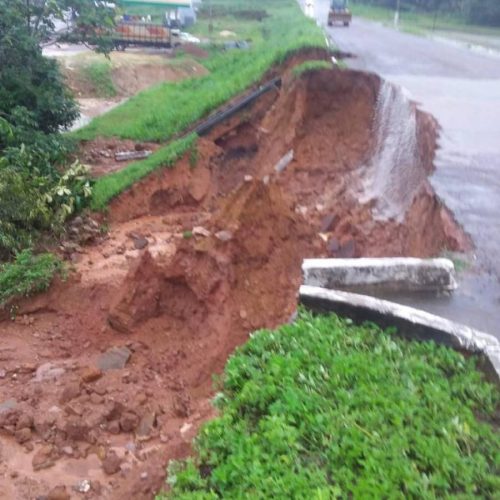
[{"x1": 302, "y1": 257, "x2": 457, "y2": 293}]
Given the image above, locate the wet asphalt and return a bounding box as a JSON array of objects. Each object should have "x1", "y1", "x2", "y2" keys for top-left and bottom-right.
[{"x1": 310, "y1": 2, "x2": 500, "y2": 337}]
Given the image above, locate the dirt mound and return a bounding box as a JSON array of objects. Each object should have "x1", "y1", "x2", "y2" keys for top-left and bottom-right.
[{"x1": 0, "y1": 67, "x2": 471, "y2": 498}]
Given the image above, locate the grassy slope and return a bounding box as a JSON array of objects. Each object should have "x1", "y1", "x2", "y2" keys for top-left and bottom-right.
[
  {"x1": 75, "y1": 0, "x2": 325, "y2": 143},
  {"x1": 165, "y1": 311, "x2": 500, "y2": 499},
  {"x1": 86, "y1": 0, "x2": 326, "y2": 209}
]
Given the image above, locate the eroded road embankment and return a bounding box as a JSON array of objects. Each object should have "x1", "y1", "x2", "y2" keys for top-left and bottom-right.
[{"x1": 0, "y1": 68, "x2": 468, "y2": 499}]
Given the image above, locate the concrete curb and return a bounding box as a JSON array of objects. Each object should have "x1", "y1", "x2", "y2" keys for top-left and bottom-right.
[
  {"x1": 299, "y1": 285, "x2": 500, "y2": 384},
  {"x1": 302, "y1": 257, "x2": 457, "y2": 293}
]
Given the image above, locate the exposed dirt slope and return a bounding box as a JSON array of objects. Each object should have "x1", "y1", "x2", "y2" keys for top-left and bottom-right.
[{"x1": 0, "y1": 68, "x2": 469, "y2": 499}]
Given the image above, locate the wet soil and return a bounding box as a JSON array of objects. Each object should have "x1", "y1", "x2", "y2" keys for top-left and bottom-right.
[{"x1": 0, "y1": 68, "x2": 468, "y2": 499}]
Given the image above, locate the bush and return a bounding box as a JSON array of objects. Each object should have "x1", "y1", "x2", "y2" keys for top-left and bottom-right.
[
  {"x1": 0, "y1": 250, "x2": 64, "y2": 306},
  {"x1": 165, "y1": 311, "x2": 500, "y2": 499}
]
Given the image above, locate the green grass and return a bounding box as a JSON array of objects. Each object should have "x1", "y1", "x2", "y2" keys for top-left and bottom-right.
[
  {"x1": 90, "y1": 133, "x2": 196, "y2": 210},
  {"x1": 292, "y1": 60, "x2": 333, "y2": 77},
  {"x1": 164, "y1": 311, "x2": 500, "y2": 499},
  {"x1": 72, "y1": 0, "x2": 326, "y2": 143},
  {"x1": 350, "y1": 1, "x2": 500, "y2": 37},
  {"x1": 0, "y1": 250, "x2": 65, "y2": 306},
  {"x1": 80, "y1": 61, "x2": 117, "y2": 98}
]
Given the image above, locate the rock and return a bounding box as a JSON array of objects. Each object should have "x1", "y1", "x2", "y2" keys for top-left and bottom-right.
[
  {"x1": 103, "y1": 401, "x2": 124, "y2": 421},
  {"x1": 133, "y1": 236, "x2": 149, "y2": 250},
  {"x1": 337, "y1": 239, "x2": 356, "y2": 258},
  {"x1": 120, "y1": 412, "x2": 139, "y2": 433},
  {"x1": 16, "y1": 413, "x2": 33, "y2": 430},
  {"x1": 107, "y1": 420, "x2": 120, "y2": 434},
  {"x1": 136, "y1": 412, "x2": 155, "y2": 439},
  {"x1": 180, "y1": 422, "x2": 192, "y2": 438},
  {"x1": 47, "y1": 485, "x2": 70, "y2": 500},
  {"x1": 74, "y1": 479, "x2": 91, "y2": 493},
  {"x1": 62, "y1": 446, "x2": 74, "y2": 456},
  {"x1": 32, "y1": 445, "x2": 58, "y2": 471},
  {"x1": 35, "y1": 363, "x2": 65, "y2": 382},
  {"x1": 140, "y1": 472, "x2": 149, "y2": 480},
  {"x1": 15, "y1": 427, "x2": 32, "y2": 443},
  {"x1": 102, "y1": 451, "x2": 122, "y2": 475},
  {"x1": 60, "y1": 382, "x2": 81, "y2": 404},
  {"x1": 33, "y1": 413, "x2": 57, "y2": 440},
  {"x1": 320, "y1": 213, "x2": 338, "y2": 233},
  {"x1": 244, "y1": 175, "x2": 253, "y2": 182},
  {"x1": 0, "y1": 369, "x2": 6, "y2": 379},
  {"x1": 239, "y1": 309, "x2": 247, "y2": 320},
  {"x1": 326, "y1": 237, "x2": 340, "y2": 255},
  {"x1": 97, "y1": 346, "x2": 132, "y2": 371},
  {"x1": 215, "y1": 230, "x2": 233, "y2": 242},
  {"x1": 80, "y1": 366, "x2": 103, "y2": 383},
  {"x1": 64, "y1": 417, "x2": 89, "y2": 441},
  {"x1": 192, "y1": 226, "x2": 211, "y2": 237}
]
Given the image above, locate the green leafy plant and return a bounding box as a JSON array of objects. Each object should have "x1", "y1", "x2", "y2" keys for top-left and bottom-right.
[
  {"x1": 164, "y1": 311, "x2": 500, "y2": 499},
  {"x1": 0, "y1": 250, "x2": 65, "y2": 306},
  {"x1": 81, "y1": 61, "x2": 117, "y2": 98}
]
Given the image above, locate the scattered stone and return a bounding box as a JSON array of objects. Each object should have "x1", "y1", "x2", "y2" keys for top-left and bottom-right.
[
  {"x1": 192, "y1": 226, "x2": 211, "y2": 237},
  {"x1": 244, "y1": 175, "x2": 253, "y2": 182},
  {"x1": 120, "y1": 412, "x2": 139, "y2": 433},
  {"x1": 140, "y1": 472, "x2": 149, "y2": 480},
  {"x1": 337, "y1": 239, "x2": 356, "y2": 258},
  {"x1": 74, "y1": 479, "x2": 91, "y2": 493},
  {"x1": 35, "y1": 363, "x2": 65, "y2": 382},
  {"x1": 239, "y1": 309, "x2": 247, "y2": 320},
  {"x1": 62, "y1": 446, "x2": 74, "y2": 456},
  {"x1": 116, "y1": 244, "x2": 126, "y2": 255},
  {"x1": 180, "y1": 422, "x2": 192, "y2": 437},
  {"x1": 327, "y1": 237, "x2": 340, "y2": 255},
  {"x1": 65, "y1": 417, "x2": 89, "y2": 441},
  {"x1": 60, "y1": 382, "x2": 81, "y2": 403},
  {"x1": 136, "y1": 412, "x2": 155, "y2": 440},
  {"x1": 72, "y1": 216, "x2": 83, "y2": 227},
  {"x1": 80, "y1": 366, "x2": 103, "y2": 383},
  {"x1": 18, "y1": 362, "x2": 37, "y2": 373},
  {"x1": 97, "y1": 346, "x2": 132, "y2": 371},
  {"x1": 103, "y1": 401, "x2": 124, "y2": 421},
  {"x1": 102, "y1": 451, "x2": 122, "y2": 475},
  {"x1": 0, "y1": 369, "x2": 6, "y2": 379},
  {"x1": 215, "y1": 230, "x2": 233, "y2": 242},
  {"x1": 320, "y1": 213, "x2": 338, "y2": 233},
  {"x1": 133, "y1": 236, "x2": 149, "y2": 250},
  {"x1": 274, "y1": 149, "x2": 294, "y2": 173},
  {"x1": 32, "y1": 445, "x2": 58, "y2": 471},
  {"x1": 16, "y1": 413, "x2": 33, "y2": 430},
  {"x1": 107, "y1": 420, "x2": 120, "y2": 434},
  {"x1": 47, "y1": 485, "x2": 70, "y2": 500},
  {"x1": 15, "y1": 427, "x2": 32, "y2": 443}
]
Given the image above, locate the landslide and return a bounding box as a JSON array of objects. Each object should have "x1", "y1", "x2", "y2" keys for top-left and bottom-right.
[{"x1": 0, "y1": 67, "x2": 469, "y2": 499}]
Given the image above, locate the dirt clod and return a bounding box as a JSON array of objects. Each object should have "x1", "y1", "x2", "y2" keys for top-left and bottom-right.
[{"x1": 102, "y1": 450, "x2": 122, "y2": 475}]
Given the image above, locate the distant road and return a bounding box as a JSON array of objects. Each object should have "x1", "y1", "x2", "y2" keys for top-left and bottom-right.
[{"x1": 307, "y1": 1, "x2": 500, "y2": 335}]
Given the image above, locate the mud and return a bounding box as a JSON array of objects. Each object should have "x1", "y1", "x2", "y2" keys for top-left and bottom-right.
[{"x1": 0, "y1": 68, "x2": 469, "y2": 499}]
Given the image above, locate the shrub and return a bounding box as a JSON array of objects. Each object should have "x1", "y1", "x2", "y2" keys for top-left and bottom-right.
[
  {"x1": 0, "y1": 250, "x2": 64, "y2": 306},
  {"x1": 165, "y1": 311, "x2": 500, "y2": 499}
]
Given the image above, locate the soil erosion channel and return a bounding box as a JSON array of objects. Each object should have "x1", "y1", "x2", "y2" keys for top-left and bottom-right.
[{"x1": 0, "y1": 68, "x2": 468, "y2": 499}]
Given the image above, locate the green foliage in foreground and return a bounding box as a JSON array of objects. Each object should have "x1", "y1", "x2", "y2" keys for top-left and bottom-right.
[
  {"x1": 90, "y1": 133, "x2": 197, "y2": 210},
  {"x1": 0, "y1": 250, "x2": 64, "y2": 306},
  {"x1": 292, "y1": 60, "x2": 333, "y2": 77},
  {"x1": 73, "y1": 0, "x2": 326, "y2": 142},
  {"x1": 165, "y1": 311, "x2": 500, "y2": 499}
]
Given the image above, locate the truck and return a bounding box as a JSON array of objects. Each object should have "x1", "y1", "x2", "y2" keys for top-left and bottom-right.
[
  {"x1": 113, "y1": 21, "x2": 180, "y2": 50},
  {"x1": 328, "y1": 0, "x2": 352, "y2": 27}
]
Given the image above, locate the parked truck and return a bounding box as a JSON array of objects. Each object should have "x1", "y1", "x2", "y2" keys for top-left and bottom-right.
[
  {"x1": 328, "y1": 0, "x2": 352, "y2": 27},
  {"x1": 113, "y1": 21, "x2": 180, "y2": 50}
]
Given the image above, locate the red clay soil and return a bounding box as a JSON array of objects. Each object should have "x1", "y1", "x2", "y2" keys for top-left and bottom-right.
[{"x1": 0, "y1": 68, "x2": 470, "y2": 499}]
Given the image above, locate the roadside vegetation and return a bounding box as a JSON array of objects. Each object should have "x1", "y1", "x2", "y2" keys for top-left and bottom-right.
[
  {"x1": 292, "y1": 60, "x2": 334, "y2": 77},
  {"x1": 0, "y1": 250, "x2": 65, "y2": 307},
  {"x1": 79, "y1": 61, "x2": 117, "y2": 98},
  {"x1": 0, "y1": 0, "x2": 110, "y2": 301},
  {"x1": 165, "y1": 311, "x2": 500, "y2": 499},
  {"x1": 351, "y1": 0, "x2": 500, "y2": 35}
]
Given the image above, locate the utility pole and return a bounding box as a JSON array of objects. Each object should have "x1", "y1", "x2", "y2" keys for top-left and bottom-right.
[{"x1": 394, "y1": 0, "x2": 400, "y2": 28}]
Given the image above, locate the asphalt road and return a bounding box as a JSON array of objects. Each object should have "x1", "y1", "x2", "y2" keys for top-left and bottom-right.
[{"x1": 309, "y1": 2, "x2": 500, "y2": 336}]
